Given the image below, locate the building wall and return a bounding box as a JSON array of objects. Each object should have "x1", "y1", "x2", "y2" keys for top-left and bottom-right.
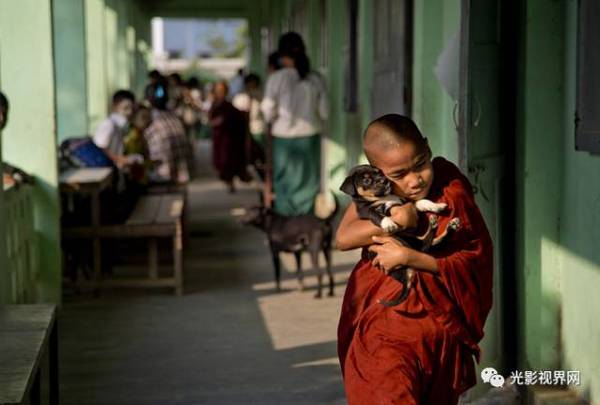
[
  {"x1": 85, "y1": 0, "x2": 151, "y2": 134},
  {"x1": 85, "y1": 0, "x2": 109, "y2": 133},
  {"x1": 516, "y1": 0, "x2": 566, "y2": 372},
  {"x1": 0, "y1": 0, "x2": 61, "y2": 303},
  {"x1": 412, "y1": 0, "x2": 460, "y2": 164},
  {"x1": 559, "y1": 0, "x2": 600, "y2": 400},
  {"x1": 53, "y1": 0, "x2": 89, "y2": 141},
  {"x1": 514, "y1": 0, "x2": 600, "y2": 400}
]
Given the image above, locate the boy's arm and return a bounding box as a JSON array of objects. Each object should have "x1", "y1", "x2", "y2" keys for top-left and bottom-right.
[{"x1": 335, "y1": 201, "x2": 418, "y2": 250}]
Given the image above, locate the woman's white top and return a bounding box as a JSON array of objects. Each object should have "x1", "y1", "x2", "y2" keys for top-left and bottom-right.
[{"x1": 260, "y1": 67, "x2": 328, "y2": 138}]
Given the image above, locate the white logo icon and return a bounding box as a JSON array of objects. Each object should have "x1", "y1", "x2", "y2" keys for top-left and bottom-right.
[
  {"x1": 481, "y1": 367, "x2": 505, "y2": 387},
  {"x1": 490, "y1": 374, "x2": 505, "y2": 387},
  {"x1": 481, "y1": 367, "x2": 498, "y2": 383}
]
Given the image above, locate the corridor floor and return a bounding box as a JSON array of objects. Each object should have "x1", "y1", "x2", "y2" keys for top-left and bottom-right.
[{"x1": 58, "y1": 141, "x2": 357, "y2": 405}]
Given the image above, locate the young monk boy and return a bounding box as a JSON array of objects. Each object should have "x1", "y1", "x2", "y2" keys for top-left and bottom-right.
[{"x1": 336, "y1": 114, "x2": 494, "y2": 404}]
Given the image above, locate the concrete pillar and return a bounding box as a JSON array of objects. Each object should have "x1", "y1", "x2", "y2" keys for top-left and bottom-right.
[
  {"x1": 85, "y1": 0, "x2": 109, "y2": 133},
  {"x1": 53, "y1": 0, "x2": 89, "y2": 141}
]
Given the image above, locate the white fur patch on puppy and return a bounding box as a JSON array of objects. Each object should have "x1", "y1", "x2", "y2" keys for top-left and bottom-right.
[
  {"x1": 381, "y1": 217, "x2": 399, "y2": 233},
  {"x1": 415, "y1": 199, "x2": 447, "y2": 213}
]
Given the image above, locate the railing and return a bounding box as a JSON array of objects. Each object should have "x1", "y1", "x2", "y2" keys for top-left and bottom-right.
[{"x1": 3, "y1": 183, "x2": 38, "y2": 303}]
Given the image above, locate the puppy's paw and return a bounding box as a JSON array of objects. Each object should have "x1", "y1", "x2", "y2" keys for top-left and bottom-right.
[
  {"x1": 415, "y1": 199, "x2": 447, "y2": 213},
  {"x1": 381, "y1": 217, "x2": 399, "y2": 233},
  {"x1": 448, "y1": 217, "x2": 461, "y2": 231}
]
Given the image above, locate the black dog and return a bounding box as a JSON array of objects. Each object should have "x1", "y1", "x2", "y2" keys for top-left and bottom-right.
[
  {"x1": 241, "y1": 202, "x2": 337, "y2": 298},
  {"x1": 340, "y1": 165, "x2": 459, "y2": 306}
]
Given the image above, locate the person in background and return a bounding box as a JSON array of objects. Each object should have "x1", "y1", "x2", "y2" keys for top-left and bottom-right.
[
  {"x1": 228, "y1": 68, "x2": 245, "y2": 100},
  {"x1": 0, "y1": 91, "x2": 8, "y2": 131},
  {"x1": 167, "y1": 72, "x2": 184, "y2": 112},
  {"x1": 93, "y1": 89, "x2": 135, "y2": 168},
  {"x1": 144, "y1": 83, "x2": 194, "y2": 184},
  {"x1": 1, "y1": 91, "x2": 34, "y2": 187},
  {"x1": 144, "y1": 70, "x2": 165, "y2": 102},
  {"x1": 233, "y1": 74, "x2": 266, "y2": 178},
  {"x1": 232, "y1": 73, "x2": 266, "y2": 147},
  {"x1": 181, "y1": 77, "x2": 204, "y2": 142},
  {"x1": 209, "y1": 81, "x2": 248, "y2": 192},
  {"x1": 123, "y1": 104, "x2": 153, "y2": 187},
  {"x1": 267, "y1": 51, "x2": 281, "y2": 74},
  {"x1": 260, "y1": 32, "x2": 328, "y2": 216}
]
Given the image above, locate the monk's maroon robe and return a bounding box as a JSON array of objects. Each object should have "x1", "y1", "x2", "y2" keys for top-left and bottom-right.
[
  {"x1": 209, "y1": 100, "x2": 247, "y2": 182},
  {"x1": 337, "y1": 157, "x2": 494, "y2": 404}
]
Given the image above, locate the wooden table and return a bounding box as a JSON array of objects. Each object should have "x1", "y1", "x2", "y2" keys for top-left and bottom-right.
[
  {"x1": 60, "y1": 167, "x2": 113, "y2": 290},
  {"x1": 0, "y1": 304, "x2": 58, "y2": 405}
]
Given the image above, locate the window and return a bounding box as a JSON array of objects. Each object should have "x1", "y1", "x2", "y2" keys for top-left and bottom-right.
[{"x1": 575, "y1": 0, "x2": 600, "y2": 153}]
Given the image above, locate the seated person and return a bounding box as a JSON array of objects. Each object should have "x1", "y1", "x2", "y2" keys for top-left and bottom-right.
[
  {"x1": 144, "y1": 84, "x2": 194, "y2": 185},
  {"x1": 123, "y1": 104, "x2": 153, "y2": 186},
  {"x1": 93, "y1": 90, "x2": 135, "y2": 168},
  {"x1": 1, "y1": 91, "x2": 34, "y2": 188},
  {"x1": 336, "y1": 114, "x2": 494, "y2": 405}
]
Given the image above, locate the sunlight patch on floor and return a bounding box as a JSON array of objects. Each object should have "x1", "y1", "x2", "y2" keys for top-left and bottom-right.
[
  {"x1": 292, "y1": 356, "x2": 340, "y2": 368},
  {"x1": 257, "y1": 287, "x2": 343, "y2": 351}
]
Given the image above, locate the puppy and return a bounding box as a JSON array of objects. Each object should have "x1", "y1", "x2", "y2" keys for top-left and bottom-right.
[
  {"x1": 340, "y1": 164, "x2": 447, "y2": 231},
  {"x1": 340, "y1": 165, "x2": 460, "y2": 306},
  {"x1": 241, "y1": 203, "x2": 337, "y2": 298}
]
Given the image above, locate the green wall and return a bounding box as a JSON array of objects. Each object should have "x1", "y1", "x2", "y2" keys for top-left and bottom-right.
[
  {"x1": 53, "y1": 0, "x2": 89, "y2": 141},
  {"x1": 85, "y1": 0, "x2": 109, "y2": 133},
  {"x1": 85, "y1": 0, "x2": 151, "y2": 133},
  {"x1": 412, "y1": 0, "x2": 460, "y2": 163},
  {"x1": 558, "y1": 0, "x2": 600, "y2": 400},
  {"x1": 514, "y1": 0, "x2": 600, "y2": 400},
  {"x1": 0, "y1": 0, "x2": 61, "y2": 303},
  {"x1": 516, "y1": 0, "x2": 565, "y2": 372}
]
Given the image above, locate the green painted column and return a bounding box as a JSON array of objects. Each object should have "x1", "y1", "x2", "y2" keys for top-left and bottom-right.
[
  {"x1": 559, "y1": 0, "x2": 600, "y2": 399},
  {"x1": 411, "y1": 0, "x2": 460, "y2": 163},
  {"x1": 129, "y1": 1, "x2": 152, "y2": 98},
  {"x1": 248, "y1": 8, "x2": 263, "y2": 74},
  {"x1": 358, "y1": 0, "x2": 373, "y2": 133},
  {"x1": 515, "y1": 0, "x2": 565, "y2": 372},
  {"x1": 85, "y1": 0, "x2": 109, "y2": 133},
  {"x1": 325, "y1": 0, "x2": 350, "y2": 195},
  {"x1": 104, "y1": 0, "x2": 137, "y2": 96},
  {"x1": 0, "y1": 0, "x2": 61, "y2": 303},
  {"x1": 53, "y1": 0, "x2": 89, "y2": 141}
]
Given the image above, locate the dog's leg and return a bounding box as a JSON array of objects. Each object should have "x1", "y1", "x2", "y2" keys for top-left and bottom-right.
[
  {"x1": 294, "y1": 251, "x2": 304, "y2": 291},
  {"x1": 270, "y1": 248, "x2": 282, "y2": 292},
  {"x1": 415, "y1": 215, "x2": 438, "y2": 243},
  {"x1": 310, "y1": 249, "x2": 322, "y2": 299},
  {"x1": 432, "y1": 217, "x2": 461, "y2": 246},
  {"x1": 323, "y1": 247, "x2": 334, "y2": 297}
]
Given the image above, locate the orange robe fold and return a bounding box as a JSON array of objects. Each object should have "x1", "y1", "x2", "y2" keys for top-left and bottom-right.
[{"x1": 337, "y1": 157, "x2": 494, "y2": 405}]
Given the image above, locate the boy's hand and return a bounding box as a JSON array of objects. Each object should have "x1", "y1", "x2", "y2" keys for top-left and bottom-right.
[
  {"x1": 369, "y1": 235, "x2": 414, "y2": 273},
  {"x1": 389, "y1": 203, "x2": 418, "y2": 230}
]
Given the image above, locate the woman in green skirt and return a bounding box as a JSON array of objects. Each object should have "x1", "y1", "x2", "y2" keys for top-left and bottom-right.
[{"x1": 261, "y1": 32, "x2": 328, "y2": 216}]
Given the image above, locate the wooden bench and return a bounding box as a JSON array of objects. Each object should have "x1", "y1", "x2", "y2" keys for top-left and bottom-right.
[
  {"x1": 64, "y1": 193, "x2": 184, "y2": 295},
  {"x1": 0, "y1": 304, "x2": 58, "y2": 405}
]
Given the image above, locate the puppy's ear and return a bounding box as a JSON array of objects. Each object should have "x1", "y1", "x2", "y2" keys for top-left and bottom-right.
[{"x1": 340, "y1": 176, "x2": 356, "y2": 196}]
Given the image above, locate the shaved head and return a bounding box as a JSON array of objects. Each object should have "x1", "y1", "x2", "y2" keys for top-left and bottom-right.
[{"x1": 363, "y1": 114, "x2": 429, "y2": 164}]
